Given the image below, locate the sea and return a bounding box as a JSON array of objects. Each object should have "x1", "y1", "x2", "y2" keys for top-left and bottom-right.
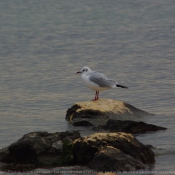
[{"x1": 0, "y1": 0, "x2": 175, "y2": 174}]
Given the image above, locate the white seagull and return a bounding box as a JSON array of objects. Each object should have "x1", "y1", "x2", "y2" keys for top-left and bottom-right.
[{"x1": 76, "y1": 66, "x2": 128, "y2": 101}]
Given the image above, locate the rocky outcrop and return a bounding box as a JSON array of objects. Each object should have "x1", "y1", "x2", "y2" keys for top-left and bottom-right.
[
  {"x1": 0, "y1": 99, "x2": 164, "y2": 172},
  {"x1": 73, "y1": 132, "x2": 155, "y2": 171},
  {"x1": 66, "y1": 99, "x2": 152, "y2": 126},
  {"x1": 94, "y1": 119, "x2": 166, "y2": 134},
  {"x1": 0, "y1": 131, "x2": 154, "y2": 172},
  {"x1": 66, "y1": 99, "x2": 165, "y2": 135},
  {"x1": 0, "y1": 131, "x2": 80, "y2": 166}
]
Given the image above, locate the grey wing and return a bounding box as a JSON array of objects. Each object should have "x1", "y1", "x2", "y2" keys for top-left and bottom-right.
[{"x1": 89, "y1": 72, "x2": 117, "y2": 87}]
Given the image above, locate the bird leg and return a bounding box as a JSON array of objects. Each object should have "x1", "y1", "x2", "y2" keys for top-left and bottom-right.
[
  {"x1": 92, "y1": 91, "x2": 99, "y2": 101},
  {"x1": 92, "y1": 91, "x2": 97, "y2": 101},
  {"x1": 96, "y1": 91, "x2": 99, "y2": 100}
]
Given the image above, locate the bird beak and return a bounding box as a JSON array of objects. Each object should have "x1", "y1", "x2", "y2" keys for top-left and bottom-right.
[{"x1": 76, "y1": 71, "x2": 81, "y2": 74}]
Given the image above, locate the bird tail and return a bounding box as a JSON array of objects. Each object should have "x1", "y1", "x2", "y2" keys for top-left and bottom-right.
[{"x1": 116, "y1": 84, "x2": 128, "y2": 88}]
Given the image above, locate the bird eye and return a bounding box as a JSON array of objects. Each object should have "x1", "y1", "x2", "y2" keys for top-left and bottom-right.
[
  {"x1": 86, "y1": 69, "x2": 88, "y2": 72},
  {"x1": 83, "y1": 69, "x2": 85, "y2": 72}
]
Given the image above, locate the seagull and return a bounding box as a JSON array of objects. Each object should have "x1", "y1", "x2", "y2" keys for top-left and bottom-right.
[{"x1": 76, "y1": 66, "x2": 128, "y2": 101}]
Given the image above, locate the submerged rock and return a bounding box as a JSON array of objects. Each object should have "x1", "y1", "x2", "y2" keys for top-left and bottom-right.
[
  {"x1": 72, "y1": 132, "x2": 155, "y2": 168},
  {"x1": 66, "y1": 99, "x2": 152, "y2": 126},
  {"x1": 96, "y1": 119, "x2": 166, "y2": 134},
  {"x1": 0, "y1": 131, "x2": 80, "y2": 166}
]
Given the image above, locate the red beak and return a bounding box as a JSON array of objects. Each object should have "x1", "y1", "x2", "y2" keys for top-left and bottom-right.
[{"x1": 76, "y1": 71, "x2": 81, "y2": 74}]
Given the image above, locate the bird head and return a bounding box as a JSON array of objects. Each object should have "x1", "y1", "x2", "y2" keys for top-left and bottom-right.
[{"x1": 76, "y1": 66, "x2": 92, "y2": 74}]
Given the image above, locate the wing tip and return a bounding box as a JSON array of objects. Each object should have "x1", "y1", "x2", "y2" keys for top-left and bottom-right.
[{"x1": 116, "y1": 84, "x2": 128, "y2": 89}]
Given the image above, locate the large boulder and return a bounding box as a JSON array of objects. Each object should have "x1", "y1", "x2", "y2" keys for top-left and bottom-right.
[
  {"x1": 72, "y1": 132, "x2": 154, "y2": 169},
  {"x1": 0, "y1": 131, "x2": 81, "y2": 166},
  {"x1": 66, "y1": 99, "x2": 152, "y2": 126}
]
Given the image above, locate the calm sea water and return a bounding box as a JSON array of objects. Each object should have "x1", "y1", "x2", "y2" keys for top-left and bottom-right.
[{"x1": 0, "y1": 0, "x2": 175, "y2": 174}]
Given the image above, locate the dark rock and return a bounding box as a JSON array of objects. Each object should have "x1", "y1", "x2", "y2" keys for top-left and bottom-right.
[
  {"x1": 72, "y1": 132, "x2": 154, "y2": 166},
  {"x1": 66, "y1": 99, "x2": 152, "y2": 127},
  {"x1": 73, "y1": 121, "x2": 94, "y2": 126},
  {"x1": 89, "y1": 146, "x2": 146, "y2": 171},
  {"x1": 67, "y1": 107, "x2": 109, "y2": 127},
  {"x1": 0, "y1": 131, "x2": 155, "y2": 172},
  {"x1": 0, "y1": 162, "x2": 36, "y2": 172},
  {"x1": 66, "y1": 104, "x2": 81, "y2": 121},
  {"x1": 0, "y1": 131, "x2": 81, "y2": 166},
  {"x1": 101, "y1": 119, "x2": 167, "y2": 134}
]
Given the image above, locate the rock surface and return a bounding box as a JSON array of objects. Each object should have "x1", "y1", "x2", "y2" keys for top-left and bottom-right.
[
  {"x1": 0, "y1": 131, "x2": 81, "y2": 166},
  {"x1": 89, "y1": 146, "x2": 146, "y2": 171},
  {"x1": 73, "y1": 120, "x2": 94, "y2": 126},
  {"x1": 72, "y1": 132, "x2": 154, "y2": 166},
  {"x1": 97, "y1": 119, "x2": 166, "y2": 134},
  {"x1": 66, "y1": 99, "x2": 152, "y2": 126}
]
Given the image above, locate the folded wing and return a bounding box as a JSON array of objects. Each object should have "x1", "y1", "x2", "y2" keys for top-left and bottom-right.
[{"x1": 89, "y1": 72, "x2": 117, "y2": 88}]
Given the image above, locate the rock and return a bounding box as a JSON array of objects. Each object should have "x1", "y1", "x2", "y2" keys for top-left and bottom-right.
[
  {"x1": 0, "y1": 131, "x2": 155, "y2": 172},
  {"x1": 66, "y1": 99, "x2": 152, "y2": 127},
  {"x1": 98, "y1": 119, "x2": 167, "y2": 134},
  {"x1": 89, "y1": 146, "x2": 146, "y2": 171},
  {"x1": 72, "y1": 132, "x2": 154, "y2": 166},
  {"x1": 73, "y1": 120, "x2": 94, "y2": 126},
  {"x1": 0, "y1": 131, "x2": 81, "y2": 166}
]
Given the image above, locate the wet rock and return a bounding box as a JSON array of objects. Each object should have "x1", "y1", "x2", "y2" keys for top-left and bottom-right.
[
  {"x1": 89, "y1": 146, "x2": 146, "y2": 171},
  {"x1": 66, "y1": 99, "x2": 152, "y2": 127},
  {"x1": 73, "y1": 120, "x2": 94, "y2": 126},
  {"x1": 72, "y1": 132, "x2": 154, "y2": 166},
  {"x1": 100, "y1": 119, "x2": 167, "y2": 134},
  {"x1": 0, "y1": 131, "x2": 81, "y2": 166},
  {"x1": 0, "y1": 131, "x2": 155, "y2": 172}
]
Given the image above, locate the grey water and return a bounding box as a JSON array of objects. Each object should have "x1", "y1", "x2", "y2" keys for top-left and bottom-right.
[{"x1": 0, "y1": 0, "x2": 175, "y2": 174}]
